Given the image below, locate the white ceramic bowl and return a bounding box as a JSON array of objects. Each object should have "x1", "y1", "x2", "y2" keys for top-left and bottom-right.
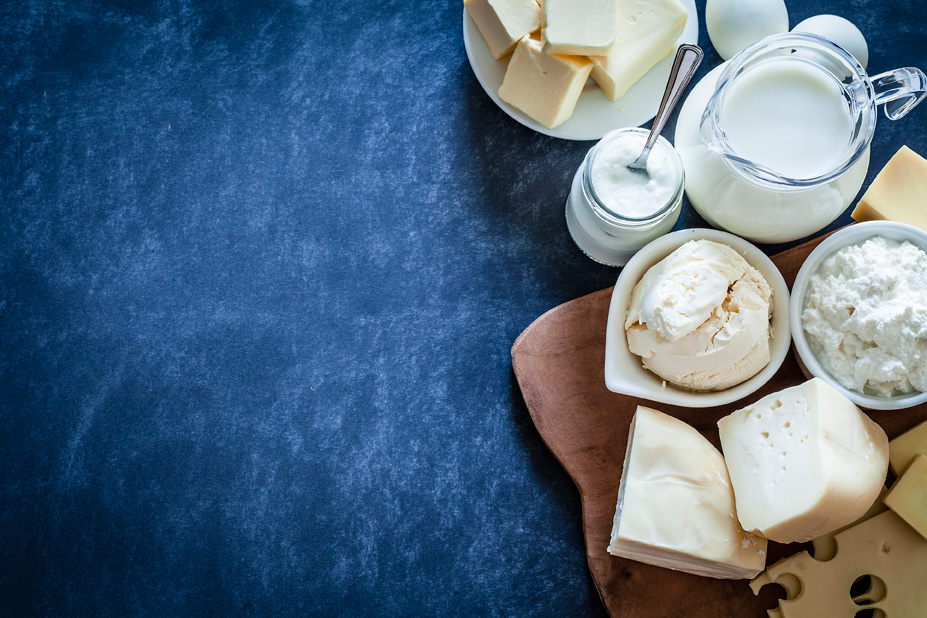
[
  {"x1": 605, "y1": 228, "x2": 791, "y2": 408},
  {"x1": 790, "y1": 221, "x2": 927, "y2": 410}
]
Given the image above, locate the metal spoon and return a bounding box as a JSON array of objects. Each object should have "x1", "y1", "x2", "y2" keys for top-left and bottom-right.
[{"x1": 627, "y1": 43, "x2": 704, "y2": 175}]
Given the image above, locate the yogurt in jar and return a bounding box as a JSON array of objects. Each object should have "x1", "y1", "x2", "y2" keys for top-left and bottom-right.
[
  {"x1": 566, "y1": 128, "x2": 684, "y2": 267},
  {"x1": 589, "y1": 131, "x2": 679, "y2": 219}
]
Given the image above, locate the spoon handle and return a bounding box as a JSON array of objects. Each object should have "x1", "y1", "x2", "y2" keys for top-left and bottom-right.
[{"x1": 643, "y1": 44, "x2": 704, "y2": 155}]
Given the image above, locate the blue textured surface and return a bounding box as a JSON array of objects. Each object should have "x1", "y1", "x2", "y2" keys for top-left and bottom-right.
[{"x1": 1, "y1": 1, "x2": 926, "y2": 616}]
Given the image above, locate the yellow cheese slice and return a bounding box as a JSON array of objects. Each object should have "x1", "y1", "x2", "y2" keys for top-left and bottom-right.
[
  {"x1": 884, "y1": 454, "x2": 927, "y2": 540},
  {"x1": 851, "y1": 145, "x2": 927, "y2": 229},
  {"x1": 751, "y1": 510, "x2": 927, "y2": 617},
  {"x1": 889, "y1": 418, "x2": 927, "y2": 476}
]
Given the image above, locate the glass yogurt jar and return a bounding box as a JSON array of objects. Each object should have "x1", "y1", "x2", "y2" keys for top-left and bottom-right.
[{"x1": 566, "y1": 128, "x2": 685, "y2": 266}]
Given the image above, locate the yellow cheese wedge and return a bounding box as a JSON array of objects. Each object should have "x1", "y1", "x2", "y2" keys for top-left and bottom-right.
[
  {"x1": 751, "y1": 510, "x2": 927, "y2": 618},
  {"x1": 884, "y1": 454, "x2": 927, "y2": 540},
  {"x1": 498, "y1": 35, "x2": 592, "y2": 129},
  {"x1": 889, "y1": 418, "x2": 927, "y2": 476},
  {"x1": 465, "y1": 0, "x2": 542, "y2": 60},
  {"x1": 589, "y1": 0, "x2": 688, "y2": 101},
  {"x1": 851, "y1": 145, "x2": 927, "y2": 228}
]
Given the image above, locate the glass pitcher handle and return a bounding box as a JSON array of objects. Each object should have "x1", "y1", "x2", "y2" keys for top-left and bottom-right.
[{"x1": 870, "y1": 67, "x2": 927, "y2": 120}]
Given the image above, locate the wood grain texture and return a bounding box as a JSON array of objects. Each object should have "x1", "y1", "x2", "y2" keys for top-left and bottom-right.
[{"x1": 511, "y1": 235, "x2": 927, "y2": 617}]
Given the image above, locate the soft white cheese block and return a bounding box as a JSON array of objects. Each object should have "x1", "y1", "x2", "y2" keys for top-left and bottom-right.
[
  {"x1": 465, "y1": 0, "x2": 542, "y2": 60},
  {"x1": 718, "y1": 378, "x2": 890, "y2": 544},
  {"x1": 608, "y1": 406, "x2": 767, "y2": 579},
  {"x1": 542, "y1": 0, "x2": 617, "y2": 56},
  {"x1": 590, "y1": 0, "x2": 688, "y2": 101},
  {"x1": 498, "y1": 36, "x2": 593, "y2": 129}
]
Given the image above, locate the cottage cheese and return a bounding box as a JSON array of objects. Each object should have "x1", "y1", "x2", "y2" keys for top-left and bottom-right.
[{"x1": 802, "y1": 236, "x2": 927, "y2": 397}]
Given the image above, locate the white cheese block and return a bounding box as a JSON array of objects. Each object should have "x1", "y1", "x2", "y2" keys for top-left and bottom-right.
[
  {"x1": 542, "y1": 0, "x2": 618, "y2": 56},
  {"x1": 590, "y1": 0, "x2": 688, "y2": 101},
  {"x1": 498, "y1": 36, "x2": 593, "y2": 129},
  {"x1": 465, "y1": 0, "x2": 542, "y2": 60},
  {"x1": 608, "y1": 406, "x2": 767, "y2": 579},
  {"x1": 718, "y1": 378, "x2": 889, "y2": 544}
]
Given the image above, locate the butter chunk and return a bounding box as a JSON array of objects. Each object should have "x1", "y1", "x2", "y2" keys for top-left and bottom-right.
[
  {"x1": 465, "y1": 0, "x2": 542, "y2": 60},
  {"x1": 718, "y1": 378, "x2": 889, "y2": 544},
  {"x1": 498, "y1": 36, "x2": 592, "y2": 129},
  {"x1": 542, "y1": 0, "x2": 617, "y2": 55},
  {"x1": 852, "y1": 145, "x2": 927, "y2": 228},
  {"x1": 889, "y1": 418, "x2": 927, "y2": 476},
  {"x1": 608, "y1": 406, "x2": 767, "y2": 579},
  {"x1": 884, "y1": 454, "x2": 927, "y2": 539},
  {"x1": 590, "y1": 0, "x2": 688, "y2": 101}
]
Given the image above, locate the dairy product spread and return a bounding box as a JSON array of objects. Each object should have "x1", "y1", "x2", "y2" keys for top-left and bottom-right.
[
  {"x1": 718, "y1": 378, "x2": 889, "y2": 544},
  {"x1": 589, "y1": 0, "x2": 688, "y2": 101},
  {"x1": 542, "y1": 0, "x2": 617, "y2": 56},
  {"x1": 852, "y1": 145, "x2": 927, "y2": 229},
  {"x1": 609, "y1": 406, "x2": 767, "y2": 579},
  {"x1": 464, "y1": 0, "x2": 542, "y2": 59},
  {"x1": 624, "y1": 239, "x2": 772, "y2": 391},
  {"x1": 498, "y1": 36, "x2": 593, "y2": 129},
  {"x1": 802, "y1": 235, "x2": 927, "y2": 397},
  {"x1": 588, "y1": 130, "x2": 679, "y2": 219}
]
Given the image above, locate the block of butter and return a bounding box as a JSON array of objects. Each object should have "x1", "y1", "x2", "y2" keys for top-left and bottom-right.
[
  {"x1": 608, "y1": 406, "x2": 767, "y2": 579},
  {"x1": 465, "y1": 0, "x2": 542, "y2": 60},
  {"x1": 590, "y1": 0, "x2": 688, "y2": 101},
  {"x1": 888, "y1": 418, "x2": 927, "y2": 476},
  {"x1": 498, "y1": 35, "x2": 593, "y2": 129},
  {"x1": 718, "y1": 378, "x2": 889, "y2": 544},
  {"x1": 851, "y1": 145, "x2": 927, "y2": 229},
  {"x1": 542, "y1": 0, "x2": 618, "y2": 56},
  {"x1": 884, "y1": 454, "x2": 927, "y2": 540}
]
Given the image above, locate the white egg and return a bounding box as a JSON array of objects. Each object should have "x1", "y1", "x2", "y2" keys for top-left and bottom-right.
[
  {"x1": 792, "y1": 15, "x2": 869, "y2": 69},
  {"x1": 706, "y1": 0, "x2": 790, "y2": 61}
]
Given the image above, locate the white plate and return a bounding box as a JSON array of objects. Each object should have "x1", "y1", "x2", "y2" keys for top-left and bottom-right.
[{"x1": 462, "y1": 0, "x2": 700, "y2": 141}]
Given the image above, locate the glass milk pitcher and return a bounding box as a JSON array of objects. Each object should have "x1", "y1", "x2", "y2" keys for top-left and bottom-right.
[{"x1": 674, "y1": 33, "x2": 926, "y2": 243}]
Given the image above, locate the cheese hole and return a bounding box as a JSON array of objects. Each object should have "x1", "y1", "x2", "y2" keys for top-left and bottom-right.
[
  {"x1": 851, "y1": 574, "x2": 887, "y2": 607},
  {"x1": 783, "y1": 421, "x2": 790, "y2": 428},
  {"x1": 762, "y1": 432, "x2": 769, "y2": 439},
  {"x1": 772, "y1": 400, "x2": 782, "y2": 409},
  {"x1": 781, "y1": 451, "x2": 787, "y2": 456}
]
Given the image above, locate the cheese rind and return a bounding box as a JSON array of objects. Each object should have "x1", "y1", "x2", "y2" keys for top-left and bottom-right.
[
  {"x1": 465, "y1": 0, "x2": 542, "y2": 60},
  {"x1": 590, "y1": 0, "x2": 688, "y2": 100},
  {"x1": 608, "y1": 406, "x2": 767, "y2": 579},
  {"x1": 542, "y1": 0, "x2": 617, "y2": 55},
  {"x1": 718, "y1": 378, "x2": 889, "y2": 543},
  {"x1": 889, "y1": 418, "x2": 927, "y2": 476},
  {"x1": 498, "y1": 36, "x2": 593, "y2": 129},
  {"x1": 883, "y1": 454, "x2": 927, "y2": 540},
  {"x1": 851, "y1": 145, "x2": 927, "y2": 229}
]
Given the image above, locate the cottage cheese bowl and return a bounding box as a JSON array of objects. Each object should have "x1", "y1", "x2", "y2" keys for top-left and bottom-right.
[
  {"x1": 791, "y1": 221, "x2": 927, "y2": 410},
  {"x1": 605, "y1": 228, "x2": 791, "y2": 408}
]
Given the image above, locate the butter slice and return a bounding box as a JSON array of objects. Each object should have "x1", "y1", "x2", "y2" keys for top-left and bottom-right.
[
  {"x1": 590, "y1": 0, "x2": 688, "y2": 101},
  {"x1": 465, "y1": 0, "x2": 542, "y2": 60},
  {"x1": 608, "y1": 406, "x2": 767, "y2": 579},
  {"x1": 542, "y1": 0, "x2": 617, "y2": 55},
  {"x1": 718, "y1": 378, "x2": 889, "y2": 544},
  {"x1": 889, "y1": 418, "x2": 927, "y2": 476},
  {"x1": 498, "y1": 36, "x2": 592, "y2": 129},
  {"x1": 852, "y1": 145, "x2": 927, "y2": 229},
  {"x1": 884, "y1": 454, "x2": 927, "y2": 540}
]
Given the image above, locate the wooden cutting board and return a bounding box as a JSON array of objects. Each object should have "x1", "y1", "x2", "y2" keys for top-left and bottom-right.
[{"x1": 511, "y1": 235, "x2": 927, "y2": 618}]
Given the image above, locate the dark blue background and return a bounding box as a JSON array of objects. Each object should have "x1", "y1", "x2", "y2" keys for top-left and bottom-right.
[{"x1": 2, "y1": 1, "x2": 925, "y2": 616}]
